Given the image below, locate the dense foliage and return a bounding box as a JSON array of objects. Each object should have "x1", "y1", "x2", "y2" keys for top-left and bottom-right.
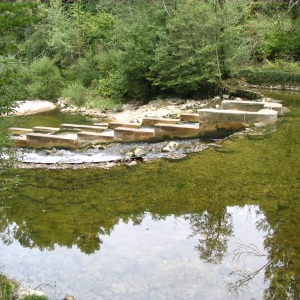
[{"x1": 0, "y1": 0, "x2": 300, "y2": 106}]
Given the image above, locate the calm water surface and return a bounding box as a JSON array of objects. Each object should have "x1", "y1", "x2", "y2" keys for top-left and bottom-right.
[{"x1": 1, "y1": 90, "x2": 299, "y2": 299}]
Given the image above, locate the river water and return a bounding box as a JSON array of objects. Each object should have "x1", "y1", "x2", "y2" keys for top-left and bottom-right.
[{"x1": 0, "y1": 90, "x2": 299, "y2": 299}]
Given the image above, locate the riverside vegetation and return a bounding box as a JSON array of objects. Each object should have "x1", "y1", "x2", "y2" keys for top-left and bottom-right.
[{"x1": 1, "y1": 0, "x2": 300, "y2": 110}]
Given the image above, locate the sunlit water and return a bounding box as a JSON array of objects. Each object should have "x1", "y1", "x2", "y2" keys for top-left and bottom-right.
[{"x1": 1, "y1": 89, "x2": 299, "y2": 299}]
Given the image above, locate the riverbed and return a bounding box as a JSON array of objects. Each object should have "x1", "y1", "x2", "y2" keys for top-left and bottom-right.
[{"x1": 1, "y1": 90, "x2": 299, "y2": 299}]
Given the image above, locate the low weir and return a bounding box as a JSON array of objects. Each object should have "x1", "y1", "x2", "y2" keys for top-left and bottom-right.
[{"x1": 10, "y1": 100, "x2": 283, "y2": 150}]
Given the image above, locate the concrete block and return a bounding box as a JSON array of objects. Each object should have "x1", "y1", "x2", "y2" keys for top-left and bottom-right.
[
  {"x1": 77, "y1": 130, "x2": 115, "y2": 144},
  {"x1": 114, "y1": 127, "x2": 155, "y2": 141},
  {"x1": 142, "y1": 117, "x2": 179, "y2": 126},
  {"x1": 60, "y1": 124, "x2": 107, "y2": 132},
  {"x1": 263, "y1": 102, "x2": 283, "y2": 114},
  {"x1": 155, "y1": 123, "x2": 200, "y2": 138},
  {"x1": 108, "y1": 122, "x2": 141, "y2": 129},
  {"x1": 180, "y1": 113, "x2": 199, "y2": 122},
  {"x1": 33, "y1": 126, "x2": 60, "y2": 133},
  {"x1": 199, "y1": 108, "x2": 278, "y2": 125},
  {"x1": 221, "y1": 100, "x2": 283, "y2": 114},
  {"x1": 9, "y1": 127, "x2": 33, "y2": 135},
  {"x1": 26, "y1": 133, "x2": 78, "y2": 149},
  {"x1": 12, "y1": 136, "x2": 27, "y2": 147}
]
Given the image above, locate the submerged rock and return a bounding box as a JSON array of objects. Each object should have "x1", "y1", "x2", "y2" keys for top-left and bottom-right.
[{"x1": 15, "y1": 288, "x2": 45, "y2": 300}]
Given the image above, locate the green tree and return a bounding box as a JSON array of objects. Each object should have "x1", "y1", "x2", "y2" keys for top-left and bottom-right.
[
  {"x1": 0, "y1": 57, "x2": 26, "y2": 191},
  {"x1": 26, "y1": 56, "x2": 63, "y2": 100},
  {"x1": 149, "y1": 1, "x2": 221, "y2": 95},
  {"x1": 100, "y1": 1, "x2": 166, "y2": 101},
  {"x1": 149, "y1": 0, "x2": 254, "y2": 96},
  {"x1": 25, "y1": 0, "x2": 84, "y2": 67},
  {"x1": 0, "y1": 2, "x2": 37, "y2": 56}
]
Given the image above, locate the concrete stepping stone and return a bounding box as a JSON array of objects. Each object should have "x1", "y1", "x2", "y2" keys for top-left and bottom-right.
[
  {"x1": 9, "y1": 127, "x2": 33, "y2": 135},
  {"x1": 108, "y1": 122, "x2": 141, "y2": 129},
  {"x1": 12, "y1": 136, "x2": 27, "y2": 147},
  {"x1": 77, "y1": 130, "x2": 115, "y2": 144},
  {"x1": 33, "y1": 126, "x2": 60, "y2": 133},
  {"x1": 142, "y1": 117, "x2": 179, "y2": 126},
  {"x1": 221, "y1": 100, "x2": 283, "y2": 114},
  {"x1": 26, "y1": 133, "x2": 78, "y2": 149},
  {"x1": 114, "y1": 127, "x2": 155, "y2": 141},
  {"x1": 155, "y1": 123, "x2": 200, "y2": 138},
  {"x1": 180, "y1": 113, "x2": 199, "y2": 122},
  {"x1": 60, "y1": 124, "x2": 107, "y2": 132},
  {"x1": 199, "y1": 108, "x2": 278, "y2": 125}
]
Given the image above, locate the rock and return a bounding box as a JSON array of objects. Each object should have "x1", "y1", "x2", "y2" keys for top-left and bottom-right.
[
  {"x1": 133, "y1": 148, "x2": 144, "y2": 157},
  {"x1": 165, "y1": 152, "x2": 186, "y2": 159},
  {"x1": 124, "y1": 161, "x2": 137, "y2": 167},
  {"x1": 63, "y1": 296, "x2": 76, "y2": 300},
  {"x1": 162, "y1": 141, "x2": 179, "y2": 152},
  {"x1": 15, "y1": 288, "x2": 45, "y2": 300}
]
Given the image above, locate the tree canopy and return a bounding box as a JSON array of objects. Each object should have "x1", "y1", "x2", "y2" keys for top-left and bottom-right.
[{"x1": 0, "y1": 0, "x2": 300, "y2": 104}]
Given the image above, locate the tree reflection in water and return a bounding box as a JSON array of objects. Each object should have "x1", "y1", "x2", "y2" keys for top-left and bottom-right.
[
  {"x1": 223, "y1": 204, "x2": 300, "y2": 300},
  {"x1": 187, "y1": 208, "x2": 233, "y2": 264}
]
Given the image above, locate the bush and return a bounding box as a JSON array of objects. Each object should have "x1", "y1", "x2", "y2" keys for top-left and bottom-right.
[
  {"x1": 64, "y1": 56, "x2": 102, "y2": 87},
  {"x1": 0, "y1": 274, "x2": 17, "y2": 300},
  {"x1": 23, "y1": 296, "x2": 48, "y2": 300},
  {"x1": 27, "y1": 57, "x2": 63, "y2": 100},
  {"x1": 62, "y1": 81, "x2": 87, "y2": 106},
  {"x1": 241, "y1": 69, "x2": 300, "y2": 86}
]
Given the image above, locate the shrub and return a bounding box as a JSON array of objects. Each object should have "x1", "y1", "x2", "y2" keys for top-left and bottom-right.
[
  {"x1": 62, "y1": 81, "x2": 87, "y2": 106},
  {"x1": 241, "y1": 69, "x2": 300, "y2": 86},
  {"x1": 23, "y1": 295, "x2": 48, "y2": 300},
  {"x1": 0, "y1": 274, "x2": 17, "y2": 300},
  {"x1": 64, "y1": 56, "x2": 101, "y2": 87},
  {"x1": 27, "y1": 57, "x2": 63, "y2": 100},
  {"x1": 94, "y1": 71, "x2": 124, "y2": 101}
]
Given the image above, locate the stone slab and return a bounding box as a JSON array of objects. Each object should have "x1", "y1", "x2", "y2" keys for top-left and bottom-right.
[
  {"x1": 9, "y1": 127, "x2": 33, "y2": 135},
  {"x1": 60, "y1": 124, "x2": 107, "y2": 132},
  {"x1": 154, "y1": 123, "x2": 200, "y2": 138},
  {"x1": 221, "y1": 100, "x2": 283, "y2": 114},
  {"x1": 199, "y1": 108, "x2": 278, "y2": 125},
  {"x1": 77, "y1": 130, "x2": 115, "y2": 143},
  {"x1": 26, "y1": 133, "x2": 78, "y2": 149},
  {"x1": 12, "y1": 136, "x2": 27, "y2": 147},
  {"x1": 33, "y1": 126, "x2": 60, "y2": 133},
  {"x1": 180, "y1": 113, "x2": 199, "y2": 122},
  {"x1": 93, "y1": 123, "x2": 109, "y2": 127},
  {"x1": 114, "y1": 127, "x2": 155, "y2": 141},
  {"x1": 108, "y1": 122, "x2": 140, "y2": 129},
  {"x1": 142, "y1": 117, "x2": 179, "y2": 126}
]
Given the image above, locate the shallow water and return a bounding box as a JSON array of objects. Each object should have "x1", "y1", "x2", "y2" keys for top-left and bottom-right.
[
  {"x1": 1, "y1": 90, "x2": 299, "y2": 299},
  {"x1": 13, "y1": 108, "x2": 92, "y2": 128}
]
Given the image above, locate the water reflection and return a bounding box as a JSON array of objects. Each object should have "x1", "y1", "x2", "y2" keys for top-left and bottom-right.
[
  {"x1": 0, "y1": 206, "x2": 267, "y2": 299},
  {"x1": 1, "y1": 187, "x2": 300, "y2": 299},
  {"x1": 187, "y1": 208, "x2": 233, "y2": 264}
]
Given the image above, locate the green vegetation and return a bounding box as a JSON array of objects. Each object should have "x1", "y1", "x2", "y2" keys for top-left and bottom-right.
[
  {"x1": 0, "y1": 273, "x2": 17, "y2": 300},
  {"x1": 0, "y1": 0, "x2": 299, "y2": 107},
  {"x1": 23, "y1": 296, "x2": 48, "y2": 300}
]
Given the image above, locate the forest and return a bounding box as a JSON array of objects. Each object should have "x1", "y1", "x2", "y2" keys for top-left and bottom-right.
[{"x1": 1, "y1": 0, "x2": 300, "y2": 111}]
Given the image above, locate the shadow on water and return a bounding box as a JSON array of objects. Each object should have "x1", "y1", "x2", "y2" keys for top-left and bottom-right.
[{"x1": 0, "y1": 90, "x2": 299, "y2": 299}]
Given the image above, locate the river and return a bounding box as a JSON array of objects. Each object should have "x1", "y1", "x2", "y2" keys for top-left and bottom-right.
[{"x1": 0, "y1": 90, "x2": 299, "y2": 299}]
